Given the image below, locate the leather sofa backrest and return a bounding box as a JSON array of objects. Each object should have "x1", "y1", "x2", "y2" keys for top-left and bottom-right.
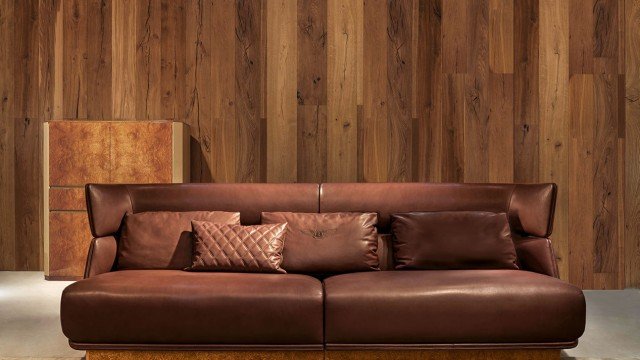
[
  {"x1": 86, "y1": 183, "x2": 319, "y2": 237},
  {"x1": 86, "y1": 182, "x2": 556, "y2": 239},
  {"x1": 320, "y1": 183, "x2": 556, "y2": 238}
]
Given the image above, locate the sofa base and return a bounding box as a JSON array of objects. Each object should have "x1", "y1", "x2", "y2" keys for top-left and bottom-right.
[
  {"x1": 86, "y1": 349, "x2": 560, "y2": 360},
  {"x1": 86, "y1": 350, "x2": 324, "y2": 360}
]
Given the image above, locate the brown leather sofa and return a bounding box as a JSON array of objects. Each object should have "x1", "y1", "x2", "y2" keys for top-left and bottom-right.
[{"x1": 61, "y1": 183, "x2": 585, "y2": 358}]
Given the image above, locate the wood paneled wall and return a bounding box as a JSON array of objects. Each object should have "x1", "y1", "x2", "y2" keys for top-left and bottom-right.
[{"x1": 0, "y1": 0, "x2": 638, "y2": 289}]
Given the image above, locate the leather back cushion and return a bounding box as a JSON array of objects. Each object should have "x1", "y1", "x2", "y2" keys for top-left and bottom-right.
[
  {"x1": 117, "y1": 211, "x2": 240, "y2": 270},
  {"x1": 391, "y1": 211, "x2": 518, "y2": 270},
  {"x1": 320, "y1": 183, "x2": 556, "y2": 237},
  {"x1": 86, "y1": 183, "x2": 319, "y2": 237},
  {"x1": 189, "y1": 221, "x2": 287, "y2": 273},
  {"x1": 261, "y1": 212, "x2": 379, "y2": 273}
]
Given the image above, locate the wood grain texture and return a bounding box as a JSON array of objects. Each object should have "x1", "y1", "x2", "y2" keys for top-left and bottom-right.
[
  {"x1": 387, "y1": 0, "x2": 413, "y2": 182},
  {"x1": 488, "y1": 73, "x2": 514, "y2": 183},
  {"x1": 0, "y1": 0, "x2": 16, "y2": 270},
  {"x1": 442, "y1": 74, "x2": 465, "y2": 182},
  {"x1": 0, "y1": 0, "x2": 638, "y2": 288},
  {"x1": 625, "y1": 0, "x2": 640, "y2": 288},
  {"x1": 569, "y1": 75, "x2": 595, "y2": 288},
  {"x1": 513, "y1": 0, "x2": 539, "y2": 183},
  {"x1": 86, "y1": 350, "x2": 323, "y2": 360},
  {"x1": 462, "y1": 0, "x2": 489, "y2": 183},
  {"x1": 86, "y1": 0, "x2": 112, "y2": 119},
  {"x1": 362, "y1": 0, "x2": 388, "y2": 182},
  {"x1": 569, "y1": 0, "x2": 594, "y2": 74},
  {"x1": 62, "y1": 0, "x2": 87, "y2": 119},
  {"x1": 266, "y1": 0, "x2": 297, "y2": 182},
  {"x1": 236, "y1": 0, "x2": 264, "y2": 182},
  {"x1": 109, "y1": 121, "x2": 173, "y2": 183},
  {"x1": 442, "y1": 0, "x2": 469, "y2": 74},
  {"x1": 211, "y1": 0, "x2": 236, "y2": 183},
  {"x1": 297, "y1": 0, "x2": 327, "y2": 182},
  {"x1": 135, "y1": 0, "x2": 162, "y2": 120},
  {"x1": 326, "y1": 350, "x2": 560, "y2": 360},
  {"x1": 48, "y1": 121, "x2": 111, "y2": 186},
  {"x1": 488, "y1": 0, "x2": 514, "y2": 74},
  {"x1": 13, "y1": 0, "x2": 41, "y2": 270},
  {"x1": 112, "y1": 0, "x2": 136, "y2": 119},
  {"x1": 326, "y1": 0, "x2": 358, "y2": 182},
  {"x1": 414, "y1": 0, "x2": 443, "y2": 182},
  {"x1": 593, "y1": 58, "x2": 619, "y2": 280},
  {"x1": 84, "y1": 349, "x2": 559, "y2": 360},
  {"x1": 48, "y1": 211, "x2": 91, "y2": 278},
  {"x1": 539, "y1": 0, "x2": 569, "y2": 282}
]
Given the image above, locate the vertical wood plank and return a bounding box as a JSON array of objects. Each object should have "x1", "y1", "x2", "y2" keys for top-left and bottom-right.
[
  {"x1": 86, "y1": 0, "x2": 112, "y2": 119},
  {"x1": 593, "y1": 58, "x2": 619, "y2": 281},
  {"x1": 569, "y1": 0, "x2": 594, "y2": 74},
  {"x1": 298, "y1": 105, "x2": 327, "y2": 182},
  {"x1": 38, "y1": 0, "x2": 60, "y2": 122},
  {"x1": 183, "y1": 0, "x2": 208, "y2": 181},
  {"x1": 488, "y1": 74, "x2": 514, "y2": 182},
  {"x1": 112, "y1": 0, "x2": 136, "y2": 119},
  {"x1": 387, "y1": 0, "x2": 413, "y2": 182},
  {"x1": 442, "y1": 74, "x2": 465, "y2": 182},
  {"x1": 135, "y1": 0, "x2": 162, "y2": 120},
  {"x1": 362, "y1": 0, "x2": 388, "y2": 182},
  {"x1": 618, "y1": 0, "x2": 625, "y2": 74},
  {"x1": 14, "y1": 0, "x2": 42, "y2": 270},
  {"x1": 53, "y1": 0, "x2": 63, "y2": 120},
  {"x1": 463, "y1": 0, "x2": 489, "y2": 183},
  {"x1": 414, "y1": 0, "x2": 443, "y2": 182},
  {"x1": 62, "y1": 0, "x2": 87, "y2": 119},
  {"x1": 594, "y1": 0, "x2": 619, "y2": 58},
  {"x1": 0, "y1": 0, "x2": 16, "y2": 270},
  {"x1": 488, "y1": 0, "x2": 514, "y2": 74},
  {"x1": 266, "y1": 0, "x2": 297, "y2": 182},
  {"x1": 236, "y1": 0, "x2": 264, "y2": 182},
  {"x1": 297, "y1": 0, "x2": 327, "y2": 182},
  {"x1": 539, "y1": 0, "x2": 570, "y2": 281},
  {"x1": 513, "y1": 0, "x2": 540, "y2": 183},
  {"x1": 442, "y1": 0, "x2": 468, "y2": 74},
  {"x1": 211, "y1": 0, "x2": 236, "y2": 182},
  {"x1": 160, "y1": 0, "x2": 177, "y2": 120},
  {"x1": 625, "y1": 0, "x2": 640, "y2": 288},
  {"x1": 569, "y1": 74, "x2": 595, "y2": 288},
  {"x1": 297, "y1": 0, "x2": 327, "y2": 106},
  {"x1": 326, "y1": 0, "x2": 358, "y2": 181}
]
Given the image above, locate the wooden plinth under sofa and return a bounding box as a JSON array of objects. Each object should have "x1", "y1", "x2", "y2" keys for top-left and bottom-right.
[{"x1": 60, "y1": 183, "x2": 585, "y2": 360}]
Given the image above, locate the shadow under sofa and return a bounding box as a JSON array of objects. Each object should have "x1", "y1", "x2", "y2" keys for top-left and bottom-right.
[{"x1": 60, "y1": 182, "x2": 586, "y2": 360}]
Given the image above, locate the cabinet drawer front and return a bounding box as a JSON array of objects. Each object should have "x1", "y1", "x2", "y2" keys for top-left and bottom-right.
[
  {"x1": 48, "y1": 211, "x2": 92, "y2": 278},
  {"x1": 49, "y1": 122, "x2": 111, "y2": 186}
]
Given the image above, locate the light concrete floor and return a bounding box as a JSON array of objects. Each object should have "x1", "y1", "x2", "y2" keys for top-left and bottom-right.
[{"x1": 0, "y1": 272, "x2": 638, "y2": 360}]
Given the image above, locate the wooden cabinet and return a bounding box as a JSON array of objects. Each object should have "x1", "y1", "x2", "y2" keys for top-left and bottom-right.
[{"x1": 43, "y1": 121, "x2": 189, "y2": 280}]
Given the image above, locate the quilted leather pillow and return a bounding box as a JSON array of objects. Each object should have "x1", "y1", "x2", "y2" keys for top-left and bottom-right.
[
  {"x1": 261, "y1": 212, "x2": 379, "y2": 273},
  {"x1": 189, "y1": 221, "x2": 287, "y2": 273},
  {"x1": 118, "y1": 211, "x2": 240, "y2": 270},
  {"x1": 391, "y1": 211, "x2": 518, "y2": 270}
]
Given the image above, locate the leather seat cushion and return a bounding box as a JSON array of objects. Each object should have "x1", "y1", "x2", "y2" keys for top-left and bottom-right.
[
  {"x1": 61, "y1": 270, "x2": 323, "y2": 345},
  {"x1": 324, "y1": 270, "x2": 585, "y2": 346}
]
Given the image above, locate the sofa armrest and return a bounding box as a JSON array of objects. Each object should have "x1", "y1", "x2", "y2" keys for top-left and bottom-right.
[
  {"x1": 513, "y1": 234, "x2": 559, "y2": 278},
  {"x1": 83, "y1": 236, "x2": 117, "y2": 279}
]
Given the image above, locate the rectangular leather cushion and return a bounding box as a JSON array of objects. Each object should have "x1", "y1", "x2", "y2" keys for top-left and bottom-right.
[
  {"x1": 118, "y1": 211, "x2": 240, "y2": 270},
  {"x1": 261, "y1": 212, "x2": 379, "y2": 273},
  {"x1": 391, "y1": 211, "x2": 518, "y2": 270},
  {"x1": 189, "y1": 221, "x2": 287, "y2": 273}
]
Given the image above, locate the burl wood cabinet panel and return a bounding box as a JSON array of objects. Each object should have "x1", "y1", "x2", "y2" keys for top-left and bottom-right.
[{"x1": 44, "y1": 120, "x2": 189, "y2": 280}]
